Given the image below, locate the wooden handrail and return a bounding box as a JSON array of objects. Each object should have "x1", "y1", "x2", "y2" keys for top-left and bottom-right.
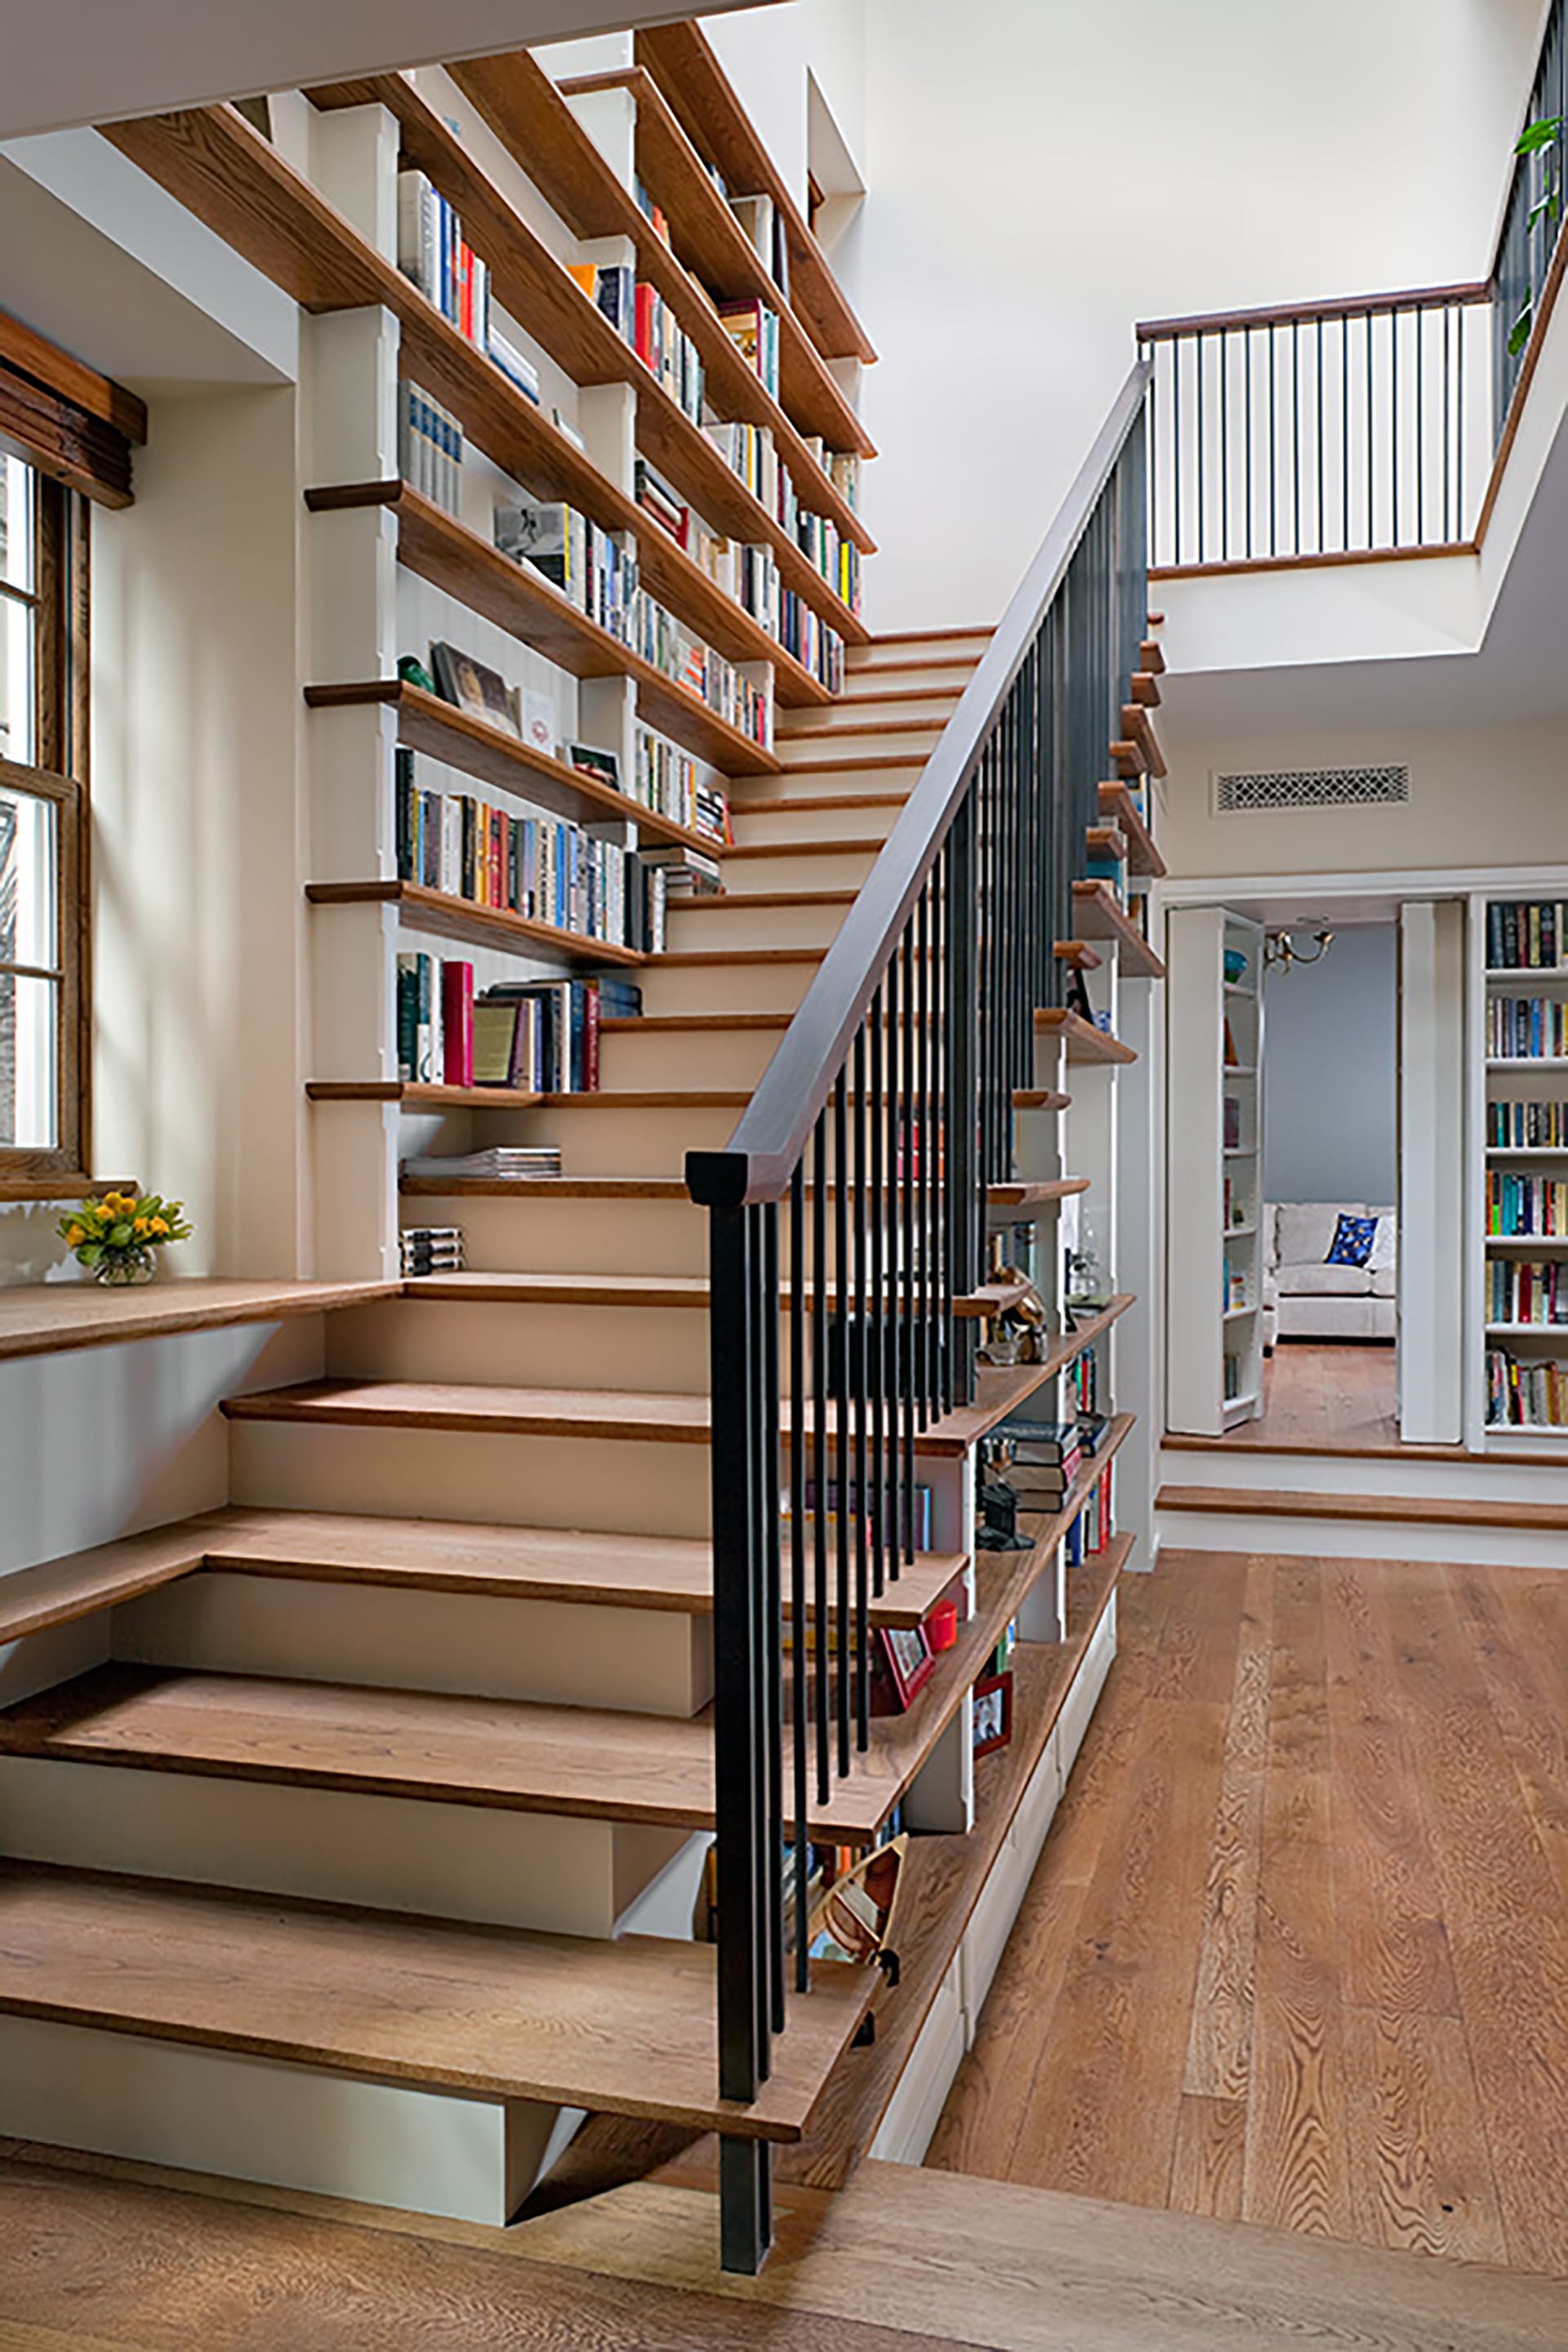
[
  {"x1": 686, "y1": 358, "x2": 1152, "y2": 1209},
  {"x1": 1136, "y1": 280, "x2": 1490, "y2": 343}
]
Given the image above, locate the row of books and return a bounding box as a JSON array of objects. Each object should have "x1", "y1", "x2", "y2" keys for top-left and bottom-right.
[
  {"x1": 1223, "y1": 1349, "x2": 1245, "y2": 1401},
  {"x1": 1487, "y1": 996, "x2": 1568, "y2": 1059},
  {"x1": 1485, "y1": 1172, "x2": 1568, "y2": 1235},
  {"x1": 1067, "y1": 1467, "x2": 1115, "y2": 1565},
  {"x1": 719, "y1": 297, "x2": 781, "y2": 399},
  {"x1": 398, "y1": 384, "x2": 465, "y2": 513},
  {"x1": 632, "y1": 724, "x2": 728, "y2": 842},
  {"x1": 396, "y1": 960, "x2": 642, "y2": 1093},
  {"x1": 1488, "y1": 1100, "x2": 1568, "y2": 1147},
  {"x1": 635, "y1": 459, "x2": 845, "y2": 690},
  {"x1": 797, "y1": 509, "x2": 862, "y2": 615},
  {"x1": 496, "y1": 498, "x2": 636, "y2": 643},
  {"x1": 1486, "y1": 899, "x2": 1568, "y2": 970},
  {"x1": 625, "y1": 589, "x2": 773, "y2": 750},
  {"x1": 397, "y1": 174, "x2": 537, "y2": 402},
  {"x1": 1223, "y1": 1176, "x2": 1254, "y2": 1231},
  {"x1": 394, "y1": 760, "x2": 672, "y2": 951},
  {"x1": 1486, "y1": 1348, "x2": 1568, "y2": 1428},
  {"x1": 990, "y1": 1415, "x2": 1082, "y2": 1507},
  {"x1": 1486, "y1": 1257, "x2": 1568, "y2": 1325}
]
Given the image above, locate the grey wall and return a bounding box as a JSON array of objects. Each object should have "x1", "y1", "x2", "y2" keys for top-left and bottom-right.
[{"x1": 1262, "y1": 923, "x2": 1397, "y2": 1206}]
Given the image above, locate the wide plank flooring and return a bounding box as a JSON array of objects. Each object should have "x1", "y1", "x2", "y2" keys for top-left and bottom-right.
[
  {"x1": 927, "y1": 1549, "x2": 1568, "y2": 2274},
  {"x1": 1187, "y1": 1340, "x2": 1403, "y2": 1452}
]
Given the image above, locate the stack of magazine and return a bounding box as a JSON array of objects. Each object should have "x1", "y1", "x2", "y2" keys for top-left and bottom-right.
[{"x1": 401, "y1": 1147, "x2": 561, "y2": 1182}]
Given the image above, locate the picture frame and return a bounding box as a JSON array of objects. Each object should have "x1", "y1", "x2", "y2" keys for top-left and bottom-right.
[
  {"x1": 430, "y1": 642, "x2": 519, "y2": 737},
  {"x1": 971, "y1": 1669, "x2": 1013, "y2": 1757},
  {"x1": 568, "y1": 742, "x2": 622, "y2": 795},
  {"x1": 875, "y1": 1623, "x2": 935, "y2": 1712}
]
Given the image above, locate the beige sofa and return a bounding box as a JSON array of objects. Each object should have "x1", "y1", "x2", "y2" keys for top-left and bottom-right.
[{"x1": 1262, "y1": 1201, "x2": 1396, "y2": 1348}]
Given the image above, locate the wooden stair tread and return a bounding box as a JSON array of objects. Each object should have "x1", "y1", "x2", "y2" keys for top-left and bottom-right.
[
  {"x1": 0, "y1": 1862, "x2": 869, "y2": 2140},
  {"x1": 406, "y1": 1268, "x2": 1023, "y2": 1323},
  {"x1": 1157, "y1": 1483, "x2": 1568, "y2": 1531},
  {"x1": 0, "y1": 1276, "x2": 397, "y2": 1365},
  {"x1": 1070, "y1": 880, "x2": 1166, "y2": 978},
  {"x1": 673, "y1": 889, "x2": 858, "y2": 910},
  {"x1": 721, "y1": 837, "x2": 884, "y2": 858},
  {"x1": 1054, "y1": 940, "x2": 1103, "y2": 970},
  {"x1": 728, "y1": 792, "x2": 909, "y2": 816},
  {"x1": 0, "y1": 1522, "x2": 212, "y2": 1648},
  {"x1": 599, "y1": 1013, "x2": 789, "y2": 1031},
  {"x1": 401, "y1": 1173, "x2": 695, "y2": 1198},
  {"x1": 0, "y1": 1663, "x2": 720, "y2": 1827},
  {"x1": 1098, "y1": 779, "x2": 1166, "y2": 875}
]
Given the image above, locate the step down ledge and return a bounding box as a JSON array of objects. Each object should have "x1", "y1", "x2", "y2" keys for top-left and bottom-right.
[{"x1": 0, "y1": 1863, "x2": 871, "y2": 2141}]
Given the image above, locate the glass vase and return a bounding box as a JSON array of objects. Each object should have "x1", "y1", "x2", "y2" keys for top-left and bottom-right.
[{"x1": 95, "y1": 1250, "x2": 156, "y2": 1286}]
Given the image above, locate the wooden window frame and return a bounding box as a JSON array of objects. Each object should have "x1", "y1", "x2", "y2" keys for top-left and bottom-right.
[{"x1": 0, "y1": 471, "x2": 91, "y2": 1198}]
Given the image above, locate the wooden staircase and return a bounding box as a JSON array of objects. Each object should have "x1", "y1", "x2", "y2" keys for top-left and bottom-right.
[{"x1": 0, "y1": 630, "x2": 1014, "y2": 2224}]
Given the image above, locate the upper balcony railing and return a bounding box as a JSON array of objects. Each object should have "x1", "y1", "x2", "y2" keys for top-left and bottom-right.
[{"x1": 1143, "y1": 0, "x2": 1568, "y2": 575}]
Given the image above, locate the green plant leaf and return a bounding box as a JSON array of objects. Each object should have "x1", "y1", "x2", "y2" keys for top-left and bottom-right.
[
  {"x1": 1517, "y1": 115, "x2": 1563, "y2": 154},
  {"x1": 77, "y1": 1244, "x2": 101, "y2": 1267},
  {"x1": 1508, "y1": 301, "x2": 1535, "y2": 355}
]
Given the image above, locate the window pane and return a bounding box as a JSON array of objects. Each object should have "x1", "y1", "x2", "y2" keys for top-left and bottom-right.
[
  {"x1": 0, "y1": 971, "x2": 57, "y2": 1147},
  {"x1": 0, "y1": 456, "x2": 35, "y2": 594},
  {"x1": 0, "y1": 783, "x2": 56, "y2": 968},
  {"x1": 0, "y1": 595, "x2": 34, "y2": 765}
]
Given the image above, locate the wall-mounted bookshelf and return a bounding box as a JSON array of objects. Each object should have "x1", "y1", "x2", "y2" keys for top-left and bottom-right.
[
  {"x1": 1166, "y1": 906, "x2": 1264, "y2": 1434},
  {"x1": 107, "y1": 42, "x2": 878, "y2": 1278},
  {"x1": 1475, "y1": 891, "x2": 1568, "y2": 1440}
]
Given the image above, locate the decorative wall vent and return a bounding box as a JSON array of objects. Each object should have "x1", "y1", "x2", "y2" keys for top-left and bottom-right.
[{"x1": 1213, "y1": 764, "x2": 1409, "y2": 813}]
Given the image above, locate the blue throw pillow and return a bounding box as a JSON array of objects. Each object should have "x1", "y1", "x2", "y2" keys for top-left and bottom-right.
[{"x1": 1325, "y1": 1213, "x2": 1378, "y2": 1267}]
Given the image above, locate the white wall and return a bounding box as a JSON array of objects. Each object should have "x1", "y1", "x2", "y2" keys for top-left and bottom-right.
[
  {"x1": 1263, "y1": 923, "x2": 1396, "y2": 1206},
  {"x1": 715, "y1": 0, "x2": 1544, "y2": 630}
]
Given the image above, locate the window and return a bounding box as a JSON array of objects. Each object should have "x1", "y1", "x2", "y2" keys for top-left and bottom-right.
[{"x1": 0, "y1": 452, "x2": 89, "y2": 1192}]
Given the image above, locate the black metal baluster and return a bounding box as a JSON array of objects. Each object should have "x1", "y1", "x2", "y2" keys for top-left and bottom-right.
[
  {"x1": 1292, "y1": 316, "x2": 1300, "y2": 552},
  {"x1": 1173, "y1": 333, "x2": 1183, "y2": 564},
  {"x1": 935, "y1": 832, "x2": 954, "y2": 1415},
  {"x1": 1367, "y1": 308, "x2": 1374, "y2": 547},
  {"x1": 1220, "y1": 329, "x2": 1230, "y2": 559},
  {"x1": 788, "y1": 1160, "x2": 807, "y2": 1990},
  {"x1": 760, "y1": 1199, "x2": 783, "y2": 2036},
  {"x1": 1343, "y1": 314, "x2": 1350, "y2": 552},
  {"x1": 884, "y1": 949, "x2": 902, "y2": 1584},
  {"x1": 1245, "y1": 327, "x2": 1254, "y2": 557},
  {"x1": 831, "y1": 1064, "x2": 850, "y2": 1777},
  {"x1": 918, "y1": 877, "x2": 935, "y2": 1425},
  {"x1": 1444, "y1": 305, "x2": 1452, "y2": 541},
  {"x1": 869, "y1": 981, "x2": 886, "y2": 1598},
  {"x1": 810, "y1": 1109, "x2": 829, "y2": 1802},
  {"x1": 1316, "y1": 317, "x2": 1324, "y2": 554},
  {"x1": 900, "y1": 919, "x2": 916, "y2": 1562},
  {"x1": 1392, "y1": 306, "x2": 1400, "y2": 546},
  {"x1": 1268, "y1": 323, "x2": 1277, "y2": 555},
  {"x1": 1196, "y1": 327, "x2": 1205, "y2": 562},
  {"x1": 852, "y1": 1022, "x2": 870, "y2": 1747},
  {"x1": 1416, "y1": 305, "x2": 1424, "y2": 542}
]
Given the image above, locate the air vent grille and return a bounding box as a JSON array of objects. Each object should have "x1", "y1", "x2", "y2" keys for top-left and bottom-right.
[{"x1": 1214, "y1": 764, "x2": 1409, "y2": 813}]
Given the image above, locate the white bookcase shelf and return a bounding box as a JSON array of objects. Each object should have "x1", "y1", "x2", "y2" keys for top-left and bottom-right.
[{"x1": 1165, "y1": 906, "x2": 1265, "y2": 1436}]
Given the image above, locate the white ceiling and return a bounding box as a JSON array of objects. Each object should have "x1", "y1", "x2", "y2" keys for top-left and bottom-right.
[
  {"x1": 0, "y1": 1, "x2": 769, "y2": 140},
  {"x1": 1162, "y1": 397, "x2": 1568, "y2": 742}
]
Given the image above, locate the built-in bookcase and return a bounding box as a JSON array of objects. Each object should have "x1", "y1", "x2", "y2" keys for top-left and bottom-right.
[
  {"x1": 266, "y1": 39, "x2": 875, "y2": 1272},
  {"x1": 1165, "y1": 906, "x2": 1265, "y2": 1434},
  {"x1": 1472, "y1": 882, "x2": 1568, "y2": 1442}
]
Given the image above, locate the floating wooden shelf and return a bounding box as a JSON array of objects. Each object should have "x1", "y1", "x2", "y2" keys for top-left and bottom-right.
[
  {"x1": 1118, "y1": 702, "x2": 1167, "y2": 779},
  {"x1": 1139, "y1": 636, "x2": 1165, "y2": 675},
  {"x1": 1129, "y1": 669, "x2": 1160, "y2": 708},
  {"x1": 1085, "y1": 822, "x2": 1129, "y2": 862},
  {"x1": 304, "y1": 484, "x2": 780, "y2": 775},
  {"x1": 0, "y1": 1278, "x2": 398, "y2": 1377},
  {"x1": 987, "y1": 1175, "x2": 1090, "y2": 1209},
  {"x1": 780, "y1": 1539, "x2": 1125, "y2": 2186},
  {"x1": 1035, "y1": 1007, "x2": 1139, "y2": 1065},
  {"x1": 306, "y1": 1080, "x2": 546, "y2": 1109},
  {"x1": 105, "y1": 101, "x2": 863, "y2": 659},
  {"x1": 1053, "y1": 941, "x2": 1102, "y2": 971},
  {"x1": 1098, "y1": 780, "x2": 1165, "y2": 875},
  {"x1": 919, "y1": 1296, "x2": 1136, "y2": 1455},
  {"x1": 1070, "y1": 880, "x2": 1166, "y2": 978},
  {"x1": 305, "y1": 877, "x2": 648, "y2": 968},
  {"x1": 303, "y1": 675, "x2": 729, "y2": 851},
  {"x1": 635, "y1": 21, "x2": 877, "y2": 368}
]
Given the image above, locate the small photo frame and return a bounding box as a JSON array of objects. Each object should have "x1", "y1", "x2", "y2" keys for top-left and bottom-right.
[
  {"x1": 971, "y1": 1669, "x2": 1013, "y2": 1757},
  {"x1": 875, "y1": 1623, "x2": 934, "y2": 1712},
  {"x1": 568, "y1": 742, "x2": 622, "y2": 794},
  {"x1": 430, "y1": 643, "x2": 518, "y2": 737}
]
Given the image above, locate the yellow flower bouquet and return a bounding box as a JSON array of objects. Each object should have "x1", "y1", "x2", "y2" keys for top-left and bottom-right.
[{"x1": 56, "y1": 1190, "x2": 193, "y2": 1285}]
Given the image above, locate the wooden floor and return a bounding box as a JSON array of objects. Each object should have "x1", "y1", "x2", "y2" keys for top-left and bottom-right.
[
  {"x1": 1184, "y1": 1341, "x2": 1405, "y2": 1452},
  {"x1": 929, "y1": 1548, "x2": 1568, "y2": 2275}
]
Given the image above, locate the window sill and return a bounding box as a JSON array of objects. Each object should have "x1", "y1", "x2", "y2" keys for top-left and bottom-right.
[{"x1": 0, "y1": 1173, "x2": 135, "y2": 1204}]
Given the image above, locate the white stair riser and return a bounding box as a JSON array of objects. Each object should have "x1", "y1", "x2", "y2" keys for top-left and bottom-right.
[
  {"x1": 722, "y1": 844, "x2": 879, "y2": 894},
  {"x1": 849, "y1": 640, "x2": 989, "y2": 671},
  {"x1": 459, "y1": 1101, "x2": 736, "y2": 1177},
  {"x1": 777, "y1": 730, "x2": 940, "y2": 768},
  {"x1": 729, "y1": 767, "x2": 919, "y2": 807},
  {"x1": 731, "y1": 801, "x2": 902, "y2": 846},
  {"x1": 1156, "y1": 1447, "x2": 1568, "y2": 1501},
  {"x1": 666, "y1": 898, "x2": 848, "y2": 953},
  {"x1": 114, "y1": 1569, "x2": 714, "y2": 1713},
  {"x1": 781, "y1": 695, "x2": 960, "y2": 733},
  {"x1": 636, "y1": 960, "x2": 818, "y2": 1016},
  {"x1": 599, "y1": 1026, "x2": 783, "y2": 1089},
  {"x1": 328, "y1": 1295, "x2": 712, "y2": 1393},
  {"x1": 229, "y1": 1421, "x2": 713, "y2": 1541},
  {"x1": 0, "y1": 2013, "x2": 569, "y2": 2227},
  {"x1": 1156, "y1": 1510, "x2": 1568, "y2": 1569},
  {"x1": 400, "y1": 1192, "x2": 708, "y2": 1275},
  {"x1": 0, "y1": 1755, "x2": 693, "y2": 1936}
]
